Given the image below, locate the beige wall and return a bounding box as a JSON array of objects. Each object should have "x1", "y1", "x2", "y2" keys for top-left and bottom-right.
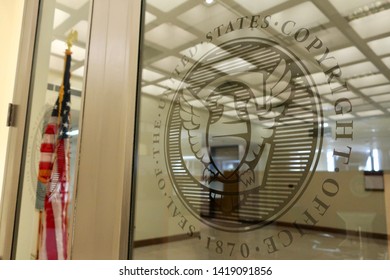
[{"x1": 0, "y1": 0, "x2": 25, "y2": 216}]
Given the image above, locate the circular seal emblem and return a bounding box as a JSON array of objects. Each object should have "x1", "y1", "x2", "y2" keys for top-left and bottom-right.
[{"x1": 165, "y1": 37, "x2": 323, "y2": 232}]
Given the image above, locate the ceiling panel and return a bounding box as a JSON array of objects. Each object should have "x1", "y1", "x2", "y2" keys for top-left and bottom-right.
[
  {"x1": 348, "y1": 74, "x2": 388, "y2": 88},
  {"x1": 151, "y1": 55, "x2": 183, "y2": 71},
  {"x1": 349, "y1": 9, "x2": 390, "y2": 39},
  {"x1": 72, "y1": 66, "x2": 84, "y2": 77},
  {"x1": 329, "y1": 0, "x2": 383, "y2": 16},
  {"x1": 232, "y1": 0, "x2": 289, "y2": 14},
  {"x1": 349, "y1": 98, "x2": 368, "y2": 106},
  {"x1": 142, "y1": 84, "x2": 167, "y2": 96},
  {"x1": 177, "y1": 3, "x2": 238, "y2": 33},
  {"x1": 323, "y1": 90, "x2": 357, "y2": 100},
  {"x1": 383, "y1": 102, "x2": 390, "y2": 108},
  {"x1": 310, "y1": 27, "x2": 350, "y2": 52},
  {"x1": 145, "y1": 23, "x2": 197, "y2": 49},
  {"x1": 147, "y1": 0, "x2": 189, "y2": 13},
  {"x1": 328, "y1": 113, "x2": 354, "y2": 120},
  {"x1": 49, "y1": 55, "x2": 66, "y2": 72},
  {"x1": 368, "y1": 37, "x2": 390, "y2": 56},
  {"x1": 361, "y1": 84, "x2": 390, "y2": 95},
  {"x1": 356, "y1": 109, "x2": 385, "y2": 117},
  {"x1": 158, "y1": 78, "x2": 184, "y2": 88},
  {"x1": 145, "y1": 11, "x2": 157, "y2": 25},
  {"x1": 371, "y1": 94, "x2": 390, "y2": 102},
  {"x1": 382, "y1": 56, "x2": 390, "y2": 68},
  {"x1": 272, "y1": 1, "x2": 329, "y2": 29},
  {"x1": 340, "y1": 61, "x2": 378, "y2": 79},
  {"x1": 143, "y1": 69, "x2": 166, "y2": 82},
  {"x1": 53, "y1": 9, "x2": 70, "y2": 29},
  {"x1": 319, "y1": 46, "x2": 366, "y2": 66}
]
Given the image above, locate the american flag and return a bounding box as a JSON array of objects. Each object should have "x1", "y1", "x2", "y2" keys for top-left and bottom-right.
[{"x1": 36, "y1": 48, "x2": 72, "y2": 260}]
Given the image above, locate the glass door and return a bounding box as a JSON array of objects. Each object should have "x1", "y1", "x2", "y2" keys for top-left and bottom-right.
[
  {"x1": 12, "y1": 0, "x2": 92, "y2": 259},
  {"x1": 131, "y1": 0, "x2": 390, "y2": 260}
]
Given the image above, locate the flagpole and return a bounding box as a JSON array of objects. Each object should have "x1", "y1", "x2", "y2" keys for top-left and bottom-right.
[
  {"x1": 35, "y1": 212, "x2": 42, "y2": 259},
  {"x1": 63, "y1": 30, "x2": 77, "y2": 260}
]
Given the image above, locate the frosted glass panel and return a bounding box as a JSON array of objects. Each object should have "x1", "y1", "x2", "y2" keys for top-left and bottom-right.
[
  {"x1": 13, "y1": 0, "x2": 91, "y2": 260},
  {"x1": 132, "y1": 0, "x2": 390, "y2": 260}
]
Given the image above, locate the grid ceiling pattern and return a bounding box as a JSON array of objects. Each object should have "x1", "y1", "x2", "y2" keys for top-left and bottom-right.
[
  {"x1": 51, "y1": 0, "x2": 390, "y2": 120},
  {"x1": 141, "y1": 0, "x2": 390, "y2": 122},
  {"x1": 137, "y1": 0, "x2": 390, "y2": 161},
  {"x1": 50, "y1": 0, "x2": 89, "y2": 78},
  {"x1": 50, "y1": 0, "x2": 390, "y2": 162}
]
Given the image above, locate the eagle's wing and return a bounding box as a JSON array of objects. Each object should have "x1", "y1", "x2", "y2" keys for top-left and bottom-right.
[
  {"x1": 179, "y1": 88, "x2": 210, "y2": 166},
  {"x1": 241, "y1": 59, "x2": 292, "y2": 186},
  {"x1": 245, "y1": 59, "x2": 292, "y2": 161},
  {"x1": 259, "y1": 59, "x2": 292, "y2": 119}
]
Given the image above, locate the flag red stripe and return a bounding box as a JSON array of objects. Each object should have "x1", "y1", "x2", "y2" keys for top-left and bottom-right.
[
  {"x1": 44, "y1": 123, "x2": 57, "y2": 135},
  {"x1": 44, "y1": 198, "x2": 58, "y2": 260},
  {"x1": 39, "y1": 162, "x2": 52, "y2": 170},
  {"x1": 40, "y1": 143, "x2": 55, "y2": 153},
  {"x1": 61, "y1": 189, "x2": 68, "y2": 260}
]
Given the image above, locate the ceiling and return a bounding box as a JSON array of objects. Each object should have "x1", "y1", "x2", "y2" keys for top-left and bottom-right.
[
  {"x1": 50, "y1": 0, "x2": 90, "y2": 81},
  {"x1": 49, "y1": 0, "x2": 390, "y2": 170}
]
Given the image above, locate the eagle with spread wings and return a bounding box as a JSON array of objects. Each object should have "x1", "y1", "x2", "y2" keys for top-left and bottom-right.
[{"x1": 179, "y1": 59, "x2": 292, "y2": 189}]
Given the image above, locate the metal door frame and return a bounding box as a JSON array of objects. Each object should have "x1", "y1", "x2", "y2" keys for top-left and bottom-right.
[{"x1": 0, "y1": 0, "x2": 142, "y2": 260}]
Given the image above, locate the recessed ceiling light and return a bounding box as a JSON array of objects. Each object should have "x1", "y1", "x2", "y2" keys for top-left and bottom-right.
[{"x1": 204, "y1": 0, "x2": 215, "y2": 5}]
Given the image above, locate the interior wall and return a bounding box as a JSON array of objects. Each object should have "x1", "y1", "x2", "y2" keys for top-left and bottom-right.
[{"x1": 0, "y1": 0, "x2": 25, "y2": 210}]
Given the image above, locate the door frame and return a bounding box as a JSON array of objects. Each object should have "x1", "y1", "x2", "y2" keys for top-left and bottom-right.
[
  {"x1": 0, "y1": 0, "x2": 142, "y2": 260},
  {"x1": 0, "y1": 0, "x2": 40, "y2": 260},
  {"x1": 70, "y1": 0, "x2": 142, "y2": 260}
]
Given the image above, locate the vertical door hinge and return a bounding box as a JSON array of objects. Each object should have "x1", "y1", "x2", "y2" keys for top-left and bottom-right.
[{"x1": 6, "y1": 103, "x2": 17, "y2": 127}]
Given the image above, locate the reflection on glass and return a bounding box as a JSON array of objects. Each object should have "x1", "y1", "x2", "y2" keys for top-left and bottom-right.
[
  {"x1": 13, "y1": 0, "x2": 91, "y2": 259},
  {"x1": 133, "y1": 0, "x2": 390, "y2": 260}
]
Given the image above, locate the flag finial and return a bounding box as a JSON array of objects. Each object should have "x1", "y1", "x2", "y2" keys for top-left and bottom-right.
[{"x1": 66, "y1": 30, "x2": 78, "y2": 50}]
